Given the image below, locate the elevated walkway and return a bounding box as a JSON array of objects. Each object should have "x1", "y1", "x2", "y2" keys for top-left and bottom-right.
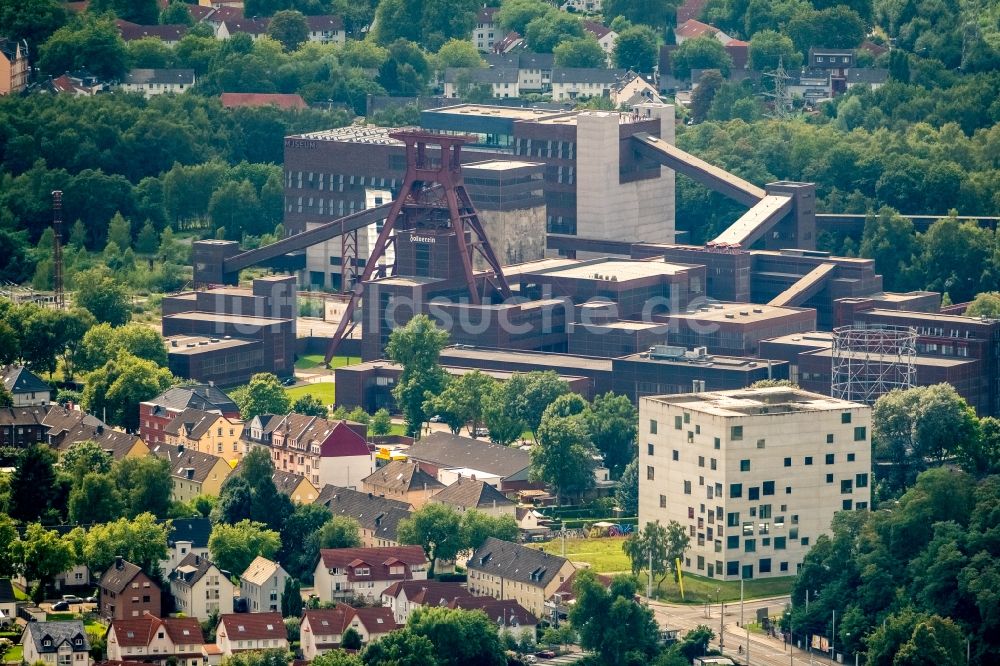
[
  {"x1": 769, "y1": 262, "x2": 837, "y2": 307},
  {"x1": 709, "y1": 195, "x2": 794, "y2": 248}
]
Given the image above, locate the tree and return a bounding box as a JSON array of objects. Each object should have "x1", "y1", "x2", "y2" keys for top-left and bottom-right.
[
  {"x1": 313, "y1": 651, "x2": 362, "y2": 666},
  {"x1": 866, "y1": 609, "x2": 965, "y2": 666},
  {"x1": 616, "y1": 459, "x2": 638, "y2": 515},
  {"x1": 859, "y1": 208, "x2": 919, "y2": 292},
  {"x1": 107, "y1": 212, "x2": 131, "y2": 250},
  {"x1": 397, "y1": 503, "x2": 463, "y2": 574},
  {"x1": 268, "y1": 10, "x2": 309, "y2": 51},
  {"x1": 671, "y1": 36, "x2": 731, "y2": 79},
  {"x1": 281, "y1": 577, "x2": 303, "y2": 617},
  {"x1": 0, "y1": 0, "x2": 69, "y2": 61},
  {"x1": 482, "y1": 380, "x2": 525, "y2": 446},
  {"x1": 603, "y1": 0, "x2": 680, "y2": 31},
  {"x1": 406, "y1": 606, "x2": 506, "y2": 666},
  {"x1": 10, "y1": 445, "x2": 61, "y2": 523},
  {"x1": 10, "y1": 523, "x2": 74, "y2": 602},
  {"x1": 691, "y1": 69, "x2": 723, "y2": 122},
  {"x1": 82, "y1": 353, "x2": 174, "y2": 431},
  {"x1": 511, "y1": 371, "x2": 569, "y2": 441},
  {"x1": 220, "y1": 649, "x2": 293, "y2": 666},
  {"x1": 613, "y1": 25, "x2": 658, "y2": 72},
  {"x1": 0, "y1": 514, "x2": 18, "y2": 578},
  {"x1": 369, "y1": 408, "x2": 392, "y2": 437},
  {"x1": 278, "y1": 503, "x2": 333, "y2": 580},
  {"x1": 38, "y1": 15, "x2": 128, "y2": 80},
  {"x1": 965, "y1": 292, "x2": 1000, "y2": 318},
  {"x1": 524, "y1": 11, "x2": 583, "y2": 53},
  {"x1": 292, "y1": 394, "x2": 328, "y2": 417},
  {"x1": 90, "y1": 0, "x2": 159, "y2": 23},
  {"x1": 786, "y1": 6, "x2": 865, "y2": 53},
  {"x1": 361, "y1": 630, "x2": 438, "y2": 666},
  {"x1": 214, "y1": 447, "x2": 294, "y2": 531},
  {"x1": 678, "y1": 625, "x2": 714, "y2": 661},
  {"x1": 231, "y1": 372, "x2": 292, "y2": 420},
  {"x1": 496, "y1": 0, "x2": 551, "y2": 35},
  {"x1": 209, "y1": 519, "x2": 281, "y2": 575},
  {"x1": 160, "y1": 1, "x2": 193, "y2": 25},
  {"x1": 587, "y1": 392, "x2": 637, "y2": 477},
  {"x1": 385, "y1": 315, "x2": 449, "y2": 436},
  {"x1": 79, "y1": 322, "x2": 168, "y2": 372},
  {"x1": 460, "y1": 510, "x2": 518, "y2": 551},
  {"x1": 373, "y1": 0, "x2": 480, "y2": 51},
  {"x1": 748, "y1": 29, "x2": 800, "y2": 72},
  {"x1": 80, "y1": 512, "x2": 170, "y2": 574},
  {"x1": 311, "y1": 515, "x2": 363, "y2": 549},
  {"x1": 423, "y1": 371, "x2": 496, "y2": 436},
  {"x1": 74, "y1": 267, "x2": 131, "y2": 326},
  {"x1": 376, "y1": 38, "x2": 432, "y2": 96},
  {"x1": 68, "y1": 472, "x2": 124, "y2": 524},
  {"x1": 53, "y1": 307, "x2": 97, "y2": 381},
  {"x1": 209, "y1": 180, "x2": 267, "y2": 240},
  {"x1": 135, "y1": 220, "x2": 159, "y2": 256},
  {"x1": 569, "y1": 571, "x2": 660, "y2": 666},
  {"x1": 340, "y1": 627, "x2": 363, "y2": 651},
  {"x1": 435, "y1": 39, "x2": 483, "y2": 69},
  {"x1": 554, "y1": 36, "x2": 607, "y2": 68},
  {"x1": 112, "y1": 455, "x2": 173, "y2": 518},
  {"x1": 0, "y1": 385, "x2": 11, "y2": 408},
  {"x1": 622, "y1": 520, "x2": 689, "y2": 589},
  {"x1": 531, "y1": 404, "x2": 596, "y2": 504}
]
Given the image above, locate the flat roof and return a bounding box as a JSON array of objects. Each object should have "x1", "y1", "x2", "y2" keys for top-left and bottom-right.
[
  {"x1": 425, "y1": 104, "x2": 570, "y2": 121},
  {"x1": 371, "y1": 276, "x2": 445, "y2": 287},
  {"x1": 805, "y1": 348, "x2": 978, "y2": 368},
  {"x1": 670, "y1": 302, "x2": 808, "y2": 323},
  {"x1": 289, "y1": 125, "x2": 408, "y2": 144},
  {"x1": 465, "y1": 159, "x2": 542, "y2": 171},
  {"x1": 579, "y1": 320, "x2": 669, "y2": 331},
  {"x1": 441, "y1": 346, "x2": 614, "y2": 372},
  {"x1": 530, "y1": 259, "x2": 690, "y2": 281},
  {"x1": 618, "y1": 351, "x2": 780, "y2": 370},
  {"x1": 862, "y1": 308, "x2": 997, "y2": 325},
  {"x1": 167, "y1": 336, "x2": 260, "y2": 355},
  {"x1": 760, "y1": 331, "x2": 834, "y2": 347},
  {"x1": 163, "y1": 312, "x2": 287, "y2": 326},
  {"x1": 646, "y1": 386, "x2": 862, "y2": 416},
  {"x1": 337, "y1": 359, "x2": 589, "y2": 383},
  {"x1": 503, "y1": 257, "x2": 581, "y2": 278}
]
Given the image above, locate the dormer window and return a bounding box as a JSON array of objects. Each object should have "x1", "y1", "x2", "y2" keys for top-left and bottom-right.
[
  {"x1": 43, "y1": 640, "x2": 52, "y2": 647},
  {"x1": 355, "y1": 567, "x2": 370, "y2": 576}
]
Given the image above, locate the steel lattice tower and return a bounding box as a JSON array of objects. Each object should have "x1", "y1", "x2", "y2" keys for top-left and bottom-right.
[{"x1": 831, "y1": 324, "x2": 917, "y2": 405}]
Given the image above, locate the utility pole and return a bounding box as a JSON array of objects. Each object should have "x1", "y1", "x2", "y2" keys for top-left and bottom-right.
[
  {"x1": 719, "y1": 591, "x2": 725, "y2": 653},
  {"x1": 832, "y1": 610, "x2": 837, "y2": 663},
  {"x1": 740, "y1": 579, "x2": 745, "y2": 627},
  {"x1": 647, "y1": 544, "x2": 652, "y2": 601},
  {"x1": 746, "y1": 623, "x2": 750, "y2": 665}
]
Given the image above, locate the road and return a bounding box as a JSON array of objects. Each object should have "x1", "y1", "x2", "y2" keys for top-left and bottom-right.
[{"x1": 650, "y1": 596, "x2": 841, "y2": 666}]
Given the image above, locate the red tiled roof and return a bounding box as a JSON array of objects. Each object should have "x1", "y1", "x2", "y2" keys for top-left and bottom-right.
[
  {"x1": 303, "y1": 606, "x2": 353, "y2": 636},
  {"x1": 381, "y1": 580, "x2": 472, "y2": 606},
  {"x1": 208, "y1": 6, "x2": 243, "y2": 22},
  {"x1": 220, "y1": 93, "x2": 308, "y2": 109},
  {"x1": 676, "y1": 19, "x2": 718, "y2": 40},
  {"x1": 218, "y1": 613, "x2": 286, "y2": 641},
  {"x1": 116, "y1": 20, "x2": 188, "y2": 42},
  {"x1": 305, "y1": 15, "x2": 343, "y2": 31},
  {"x1": 319, "y1": 546, "x2": 426, "y2": 571},
  {"x1": 109, "y1": 617, "x2": 203, "y2": 649},
  {"x1": 188, "y1": 5, "x2": 216, "y2": 21},
  {"x1": 350, "y1": 606, "x2": 398, "y2": 634},
  {"x1": 583, "y1": 20, "x2": 612, "y2": 40},
  {"x1": 552, "y1": 569, "x2": 612, "y2": 603},
  {"x1": 448, "y1": 597, "x2": 538, "y2": 627},
  {"x1": 476, "y1": 7, "x2": 498, "y2": 23},
  {"x1": 222, "y1": 18, "x2": 269, "y2": 35},
  {"x1": 677, "y1": 0, "x2": 709, "y2": 23}
]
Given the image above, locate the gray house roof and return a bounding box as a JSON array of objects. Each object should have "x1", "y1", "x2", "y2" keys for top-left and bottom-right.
[
  {"x1": 170, "y1": 553, "x2": 224, "y2": 587},
  {"x1": 444, "y1": 67, "x2": 519, "y2": 85},
  {"x1": 551, "y1": 68, "x2": 625, "y2": 84},
  {"x1": 24, "y1": 621, "x2": 90, "y2": 654},
  {"x1": 846, "y1": 68, "x2": 889, "y2": 84},
  {"x1": 124, "y1": 68, "x2": 195, "y2": 86},
  {"x1": 1, "y1": 366, "x2": 49, "y2": 396},
  {"x1": 431, "y1": 477, "x2": 514, "y2": 510},
  {"x1": 406, "y1": 432, "x2": 530, "y2": 479},
  {"x1": 314, "y1": 485, "x2": 412, "y2": 542},
  {"x1": 467, "y1": 537, "x2": 571, "y2": 588},
  {"x1": 165, "y1": 517, "x2": 212, "y2": 549},
  {"x1": 144, "y1": 385, "x2": 237, "y2": 415}
]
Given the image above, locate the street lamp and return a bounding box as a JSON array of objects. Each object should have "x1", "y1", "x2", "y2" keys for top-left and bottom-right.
[{"x1": 717, "y1": 588, "x2": 724, "y2": 652}]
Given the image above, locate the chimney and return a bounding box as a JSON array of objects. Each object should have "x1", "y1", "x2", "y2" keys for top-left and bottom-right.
[
  {"x1": 115, "y1": 555, "x2": 123, "y2": 569},
  {"x1": 178, "y1": 443, "x2": 185, "y2": 455},
  {"x1": 97, "y1": 424, "x2": 104, "y2": 435}
]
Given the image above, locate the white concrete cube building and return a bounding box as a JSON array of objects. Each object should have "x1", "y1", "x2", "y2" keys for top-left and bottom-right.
[{"x1": 638, "y1": 387, "x2": 871, "y2": 580}]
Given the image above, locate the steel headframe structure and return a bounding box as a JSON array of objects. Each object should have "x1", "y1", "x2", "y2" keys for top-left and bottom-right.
[
  {"x1": 51, "y1": 190, "x2": 65, "y2": 310},
  {"x1": 323, "y1": 130, "x2": 512, "y2": 363},
  {"x1": 831, "y1": 324, "x2": 917, "y2": 405}
]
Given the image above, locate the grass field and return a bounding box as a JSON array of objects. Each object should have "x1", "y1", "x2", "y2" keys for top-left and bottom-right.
[
  {"x1": 295, "y1": 354, "x2": 361, "y2": 370},
  {"x1": 533, "y1": 537, "x2": 793, "y2": 604},
  {"x1": 285, "y1": 382, "x2": 336, "y2": 405},
  {"x1": 4, "y1": 645, "x2": 22, "y2": 663}
]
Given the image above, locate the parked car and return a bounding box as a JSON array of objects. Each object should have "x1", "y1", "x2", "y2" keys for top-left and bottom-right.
[
  {"x1": 61, "y1": 595, "x2": 84, "y2": 604},
  {"x1": 429, "y1": 415, "x2": 443, "y2": 423},
  {"x1": 85, "y1": 596, "x2": 97, "y2": 603},
  {"x1": 282, "y1": 377, "x2": 296, "y2": 386},
  {"x1": 473, "y1": 427, "x2": 489, "y2": 437},
  {"x1": 524, "y1": 656, "x2": 538, "y2": 664},
  {"x1": 535, "y1": 651, "x2": 556, "y2": 659},
  {"x1": 51, "y1": 601, "x2": 70, "y2": 611}
]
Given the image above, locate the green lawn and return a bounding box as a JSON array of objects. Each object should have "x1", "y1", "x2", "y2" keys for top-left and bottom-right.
[
  {"x1": 4, "y1": 645, "x2": 22, "y2": 663},
  {"x1": 12, "y1": 587, "x2": 27, "y2": 601},
  {"x1": 532, "y1": 537, "x2": 793, "y2": 604},
  {"x1": 295, "y1": 354, "x2": 360, "y2": 370},
  {"x1": 285, "y1": 382, "x2": 336, "y2": 405}
]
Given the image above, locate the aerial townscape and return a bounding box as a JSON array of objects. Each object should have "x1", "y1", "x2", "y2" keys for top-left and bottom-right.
[{"x1": 1, "y1": 0, "x2": 999, "y2": 665}]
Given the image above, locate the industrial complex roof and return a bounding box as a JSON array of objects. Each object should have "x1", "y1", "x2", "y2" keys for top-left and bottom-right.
[{"x1": 647, "y1": 386, "x2": 861, "y2": 416}]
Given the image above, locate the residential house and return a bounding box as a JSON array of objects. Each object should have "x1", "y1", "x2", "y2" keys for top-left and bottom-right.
[
  {"x1": 120, "y1": 69, "x2": 195, "y2": 98},
  {"x1": 239, "y1": 557, "x2": 288, "y2": 614},
  {"x1": 515, "y1": 507, "x2": 549, "y2": 537},
  {"x1": 214, "y1": 613, "x2": 288, "y2": 657},
  {"x1": 42, "y1": 406, "x2": 103, "y2": 448},
  {"x1": 404, "y1": 432, "x2": 535, "y2": 492},
  {"x1": 105, "y1": 616, "x2": 205, "y2": 666},
  {"x1": 21, "y1": 621, "x2": 91, "y2": 666},
  {"x1": 789, "y1": 68, "x2": 833, "y2": 103},
  {"x1": 674, "y1": 19, "x2": 731, "y2": 45},
  {"x1": 845, "y1": 68, "x2": 889, "y2": 91},
  {"x1": 550, "y1": 68, "x2": 625, "y2": 101},
  {"x1": 677, "y1": 0, "x2": 709, "y2": 23},
  {"x1": 150, "y1": 443, "x2": 233, "y2": 503},
  {"x1": 116, "y1": 21, "x2": 189, "y2": 45},
  {"x1": 491, "y1": 31, "x2": 523, "y2": 54},
  {"x1": 12, "y1": 525, "x2": 93, "y2": 593},
  {"x1": 163, "y1": 408, "x2": 245, "y2": 462},
  {"x1": 561, "y1": 0, "x2": 602, "y2": 12},
  {"x1": 272, "y1": 471, "x2": 319, "y2": 504},
  {"x1": 483, "y1": 52, "x2": 554, "y2": 93},
  {"x1": 443, "y1": 67, "x2": 519, "y2": 99},
  {"x1": 430, "y1": 477, "x2": 516, "y2": 517},
  {"x1": 545, "y1": 569, "x2": 611, "y2": 625},
  {"x1": 582, "y1": 21, "x2": 617, "y2": 60},
  {"x1": 0, "y1": 38, "x2": 29, "y2": 95},
  {"x1": 0, "y1": 578, "x2": 16, "y2": 625},
  {"x1": 360, "y1": 460, "x2": 444, "y2": 509},
  {"x1": 169, "y1": 554, "x2": 234, "y2": 620},
  {"x1": 0, "y1": 406, "x2": 49, "y2": 446},
  {"x1": 725, "y1": 40, "x2": 750, "y2": 79},
  {"x1": 56, "y1": 423, "x2": 149, "y2": 461},
  {"x1": 304, "y1": 16, "x2": 344, "y2": 45},
  {"x1": 216, "y1": 18, "x2": 270, "y2": 40},
  {"x1": 314, "y1": 485, "x2": 413, "y2": 548},
  {"x1": 139, "y1": 385, "x2": 239, "y2": 446},
  {"x1": 448, "y1": 597, "x2": 537, "y2": 639},
  {"x1": 98, "y1": 558, "x2": 162, "y2": 621},
  {"x1": 246, "y1": 414, "x2": 372, "y2": 489},
  {"x1": 380, "y1": 581, "x2": 473, "y2": 625},
  {"x1": 610, "y1": 70, "x2": 663, "y2": 107},
  {"x1": 808, "y1": 47, "x2": 854, "y2": 93},
  {"x1": 220, "y1": 92, "x2": 308, "y2": 109},
  {"x1": 300, "y1": 605, "x2": 398, "y2": 659},
  {"x1": 472, "y1": 7, "x2": 499, "y2": 52},
  {"x1": 1, "y1": 365, "x2": 51, "y2": 405},
  {"x1": 161, "y1": 518, "x2": 212, "y2": 573},
  {"x1": 313, "y1": 546, "x2": 427, "y2": 604},
  {"x1": 48, "y1": 72, "x2": 106, "y2": 95},
  {"x1": 466, "y1": 538, "x2": 575, "y2": 619}
]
